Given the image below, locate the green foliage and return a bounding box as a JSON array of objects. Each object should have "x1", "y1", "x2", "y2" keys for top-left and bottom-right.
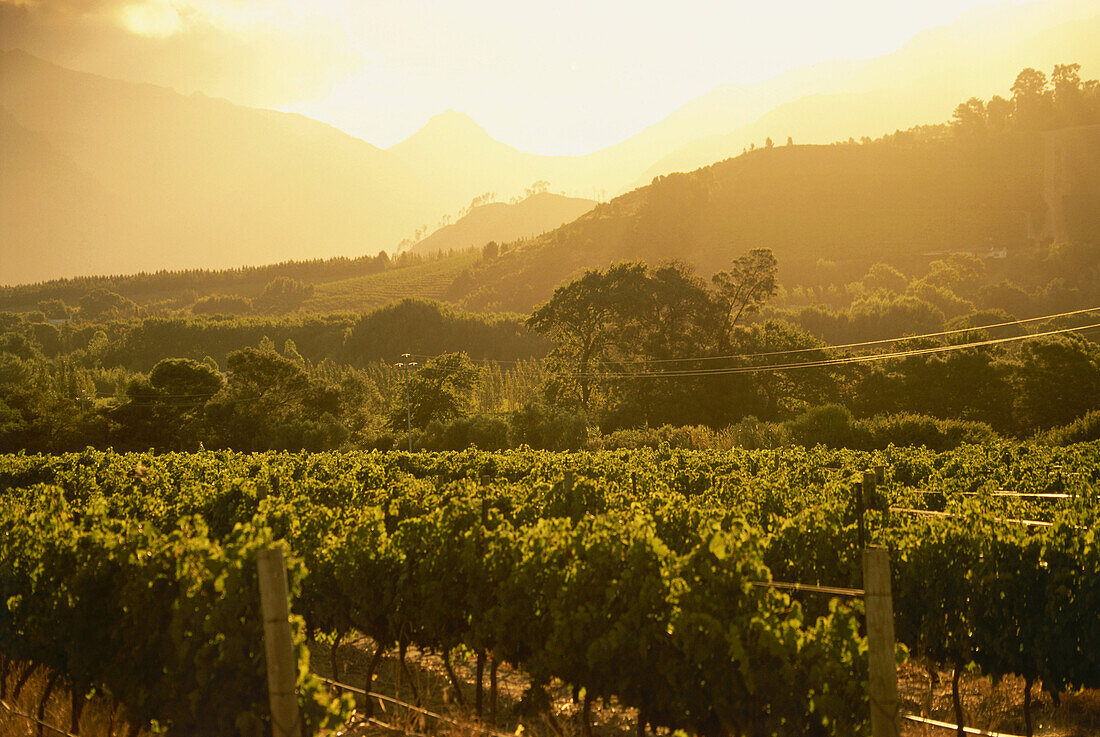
[
  {"x1": 1, "y1": 441, "x2": 1097, "y2": 735},
  {"x1": 79, "y1": 288, "x2": 138, "y2": 320},
  {"x1": 192, "y1": 293, "x2": 253, "y2": 315},
  {"x1": 257, "y1": 277, "x2": 314, "y2": 314},
  {"x1": 785, "y1": 404, "x2": 858, "y2": 448},
  {"x1": 419, "y1": 413, "x2": 511, "y2": 451},
  {"x1": 343, "y1": 298, "x2": 546, "y2": 367},
  {"x1": 1034, "y1": 409, "x2": 1100, "y2": 446},
  {"x1": 387, "y1": 352, "x2": 482, "y2": 431},
  {"x1": 856, "y1": 412, "x2": 998, "y2": 451},
  {"x1": 1013, "y1": 334, "x2": 1100, "y2": 431},
  {"x1": 205, "y1": 346, "x2": 346, "y2": 451},
  {"x1": 862, "y1": 263, "x2": 909, "y2": 294},
  {"x1": 0, "y1": 493, "x2": 350, "y2": 735},
  {"x1": 509, "y1": 402, "x2": 589, "y2": 450},
  {"x1": 712, "y1": 247, "x2": 779, "y2": 330}
]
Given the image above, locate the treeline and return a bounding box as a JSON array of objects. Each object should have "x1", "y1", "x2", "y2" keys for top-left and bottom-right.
[
  {"x1": 951, "y1": 63, "x2": 1100, "y2": 135},
  {"x1": 0, "y1": 299, "x2": 546, "y2": 372},
  {"x1": 525, "y1": 255, "x2": 1100, "y2": 437},
  {"x1": 774, "y1": 243, "x2": 1098, "y2": 343},
  {"x1": 2, "y1": 251, "x2": 1098, "y2": 454},
  {"x1": 4, "y1": 259, "x2": 1095, "y2": 453},
  {"x1": 0, "y1": 248, "x2": 458, "y2": 312}
]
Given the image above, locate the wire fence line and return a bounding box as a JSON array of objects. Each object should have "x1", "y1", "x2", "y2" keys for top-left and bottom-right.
[
  {"x1": 901, "y1": 489, "x2": 1074, "y2": 500},
  {"x1": 0, "y1": 696, "x2": 80, "y2": 737},
  {"x1": 750, "y1": 580, "x2": 865, "y2": 597},
  {"x1": 890, "y1": 507, "x2": 1054, "y2": 528},
  {"x1": 902, "y1": 712, "x2": 1026, "y2": 737}
]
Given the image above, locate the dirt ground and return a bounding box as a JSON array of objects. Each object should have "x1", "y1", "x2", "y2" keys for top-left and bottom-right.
[
  {"x1": 2, "y1": 644, "x2": 1098, "y2": 737},
  {"x1": 314, "y1": 638, "x2": 1100, "y2": 737}
]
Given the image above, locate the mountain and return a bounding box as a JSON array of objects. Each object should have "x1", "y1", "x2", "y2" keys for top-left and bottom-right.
[
  {"x1": 449, "y1": 127, "x2": 1100, "y2": 313},
  {"x1": 641, "y1": 12, "x2": 1100, "y2": 181},
  {"x1": 0, "y1": 49, "x2": 443, "y2": 284},
  {"x1": 384, "y1": 1, "x2": 1100, "y2": 203},
  {"x1": 4, "y1": 0, "x2": 1099, "y2": 286},
  {"x1": 406, "y1": 193, "x2": 597, "y2": 256}
]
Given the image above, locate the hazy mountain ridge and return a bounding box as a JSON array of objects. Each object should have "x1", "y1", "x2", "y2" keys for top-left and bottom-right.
[
  {"x1": 406, "y1": 193, "x2": 597, "y2": 256},
  {"x1": 3, "y1": 0, "x2": 1099, "y2": 286},
  {"x1": 451, "y1": 131, "x2": 1091, "y2": 313},
  {"x1": 0, "y1": 49, "x2": 440, "y2": 283},
  {"x1": 642, "y1": 13, "x2": 1100, "y2": 180},
  {"x1": 385, "y1": 1, "x2": 1100, "y2": 202}
]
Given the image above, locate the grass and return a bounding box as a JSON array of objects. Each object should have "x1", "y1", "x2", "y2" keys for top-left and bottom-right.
[{"x1": 306, "y1": 252, "x2": 480, "y2": 314}]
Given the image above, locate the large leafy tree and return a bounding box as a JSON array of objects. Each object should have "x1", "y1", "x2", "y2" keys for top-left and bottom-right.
[
  {"x1": 205, "y1": 346, "x2": 345, "y2": 451},
  {"x1": 113, "y1": 358, "x2": 224, "y2": 450},
  {"x1": 1013, "y1": 334, "x2": 1100, "y2": 431},
  {"x1": 387, "y1": 352, "x2": 482, "y2": 431},
  {"x1": 527, "y1": 263, "x2": 649, "y2": 410},
  {"x1": 711, "y1": 248, "x2": 778, "y2": 335}
]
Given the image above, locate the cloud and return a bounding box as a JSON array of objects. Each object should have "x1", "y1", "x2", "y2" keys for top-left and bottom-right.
[{"x1": 0, "y1": 0, "x2": 364, "y2": 107}]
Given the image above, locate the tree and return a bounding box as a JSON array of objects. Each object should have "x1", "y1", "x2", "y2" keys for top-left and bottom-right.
[
  {"x1": 862, "y1": 263, "x2": 909, "y2": 294},
  {"x1": 113, "y1": 358, "x2": 224, "y2": 450},
  {"x1": 951, "y1": 97, "x2": 987, "y2": 136},
  {"x1": 79, "y1": 289, "x2": 138, "y2": 320},
  {"x1": 387, "y1": 352, "x2": 481, "y2": 431},
  {"x1": 205, "y1": 346, "x2": 344, "y2": 450},
  {"x1": 37, "y1": 299, "x2": 72, "y2": 320},
  {"x1": 711, "y1": 248, "x2": 779, "y2": 333},
  {"x1": 257, "y1": 277, "x2": 314, "y2": 314},
  {"x1": 1013, "y1": 335, "x2": 1100, "y2": 432},
  {"x1": 527, "y1": 264, "x2": 648, "y2": 409},
  {"x1": 986, "y1": 95, "x2": 1013, "y2": 132},
  {"x1": 1011, "y1": 68, "x2": 1052, "y2": 130}
]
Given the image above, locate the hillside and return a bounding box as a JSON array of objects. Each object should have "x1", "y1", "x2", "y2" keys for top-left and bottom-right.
[
  {"x1": 4, "y1": 3, "x2": 1099, "y2": 287},
  {"x1": 304, "y1": 252, "x2": 481, "y2": 313},
  {"x1": 453, "y1": 129, "x2": 1100, "y2": 312},
  {"x1": 642, "y1": 13, "x2": 1100, "y2": 181},
  {"x1": 406, "y1": 193, "x2": 596, "y2": 256},
  {"x1": 383, "y1": 2, "x2": 1100, "y2": 203},
  {"x1": 0, "y1": 49, "x2": 441, "y2": 284}
]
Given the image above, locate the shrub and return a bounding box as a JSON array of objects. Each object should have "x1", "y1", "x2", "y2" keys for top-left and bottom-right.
[
  {"x1": 728, "y1": 416, "x2": 789, "y2": 450},
  {"x1": 784, "y1": 404, "x2": 858, "y2": 448},
  {"x1": 855, "y1": 412, "x2": 997, "y2": 450},
  {"x1": 510, "y1": 403, "x2": 588, "y2": 450},
  {"x1": 1034, "y1": 409, "x2": 1100, "y2": 446},
  {"x1": 419, "y1": 414, "x2": 511, "y2": 451}
]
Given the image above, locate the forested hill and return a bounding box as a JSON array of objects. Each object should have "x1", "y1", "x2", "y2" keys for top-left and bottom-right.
[
  {"x1": 452, "y1": 127, "x2": 1098, "y2": 312},
  {"x1": 406, "y1": 192, "x2": 597, "y2": 256}
]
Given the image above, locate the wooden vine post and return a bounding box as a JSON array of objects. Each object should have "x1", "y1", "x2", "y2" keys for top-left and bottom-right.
[
  {"x1": 257, "y1": 547, "x2": 302, "y2": 737},
  {"x1": 863, "y1": 545, "x2": 899, "y2": 737}
]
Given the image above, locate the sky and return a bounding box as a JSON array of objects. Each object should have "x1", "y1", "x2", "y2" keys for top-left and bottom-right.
[{"x1": 0, "y1": 0, "x2": 1064, "y2": 154}]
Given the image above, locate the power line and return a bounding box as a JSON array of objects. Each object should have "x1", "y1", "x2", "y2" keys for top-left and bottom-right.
[
  {"x1": 517, "y1": 321, "x2": 1100, "y2": 380},
  {"x1": 585, "y1": 306, "x2": 1100, "y2": 367},
  {"x1": 408, "y1": 305, "x2": 1098, "y2": 368}
]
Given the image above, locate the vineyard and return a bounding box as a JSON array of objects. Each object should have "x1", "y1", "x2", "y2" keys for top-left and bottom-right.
[{"x1": 1, "y1": 442, "x2": 1098, "y2": 737}]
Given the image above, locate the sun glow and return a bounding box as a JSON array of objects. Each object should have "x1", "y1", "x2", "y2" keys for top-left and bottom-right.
[{"x1": 119, "y1": 1, "x2": 182, "y2": 38}]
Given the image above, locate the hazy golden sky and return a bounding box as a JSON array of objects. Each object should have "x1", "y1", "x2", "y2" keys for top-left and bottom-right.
[{"x1": 0, "y1": 0, "x2": 1094, "y2": 153}]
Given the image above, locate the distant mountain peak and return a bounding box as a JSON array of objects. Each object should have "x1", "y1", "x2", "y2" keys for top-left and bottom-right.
[{"x1": 414, "y1": 109, "x2": 490, "y2": 138}]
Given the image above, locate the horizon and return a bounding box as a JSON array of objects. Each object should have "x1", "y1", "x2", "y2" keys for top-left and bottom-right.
[{"x1": 3, "y1": 0, "x2": 1094, "y2": 155}]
